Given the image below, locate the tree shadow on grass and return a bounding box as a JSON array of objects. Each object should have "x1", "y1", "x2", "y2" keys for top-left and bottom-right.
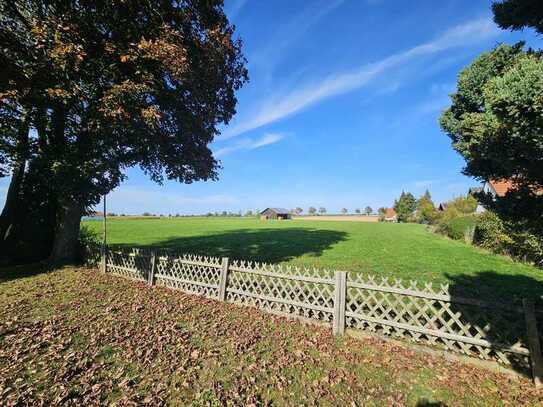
[
  {"x1": 0, "y1": 262, "x2": 50, "y2": 283},
  {"x1": 416, "y1": 400, "x2": 446, "y2": 407},
  {"x1": 114, "y1": 227, "x2": 348, "y2": 264},
  {"x1": 110, "y1": 228, "x2": 543, "y2": 378},
  {"x1": 447, "y1": 271, "x2": 543, "y2": 377}
]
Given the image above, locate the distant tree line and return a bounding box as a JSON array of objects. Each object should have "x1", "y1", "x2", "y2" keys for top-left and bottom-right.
[
  {"x1": 388, "y1": 189, "x2": 476, "y2": 225},
  {"x1": 289, "y1": 207, "x2": 376, "y2": 216}
]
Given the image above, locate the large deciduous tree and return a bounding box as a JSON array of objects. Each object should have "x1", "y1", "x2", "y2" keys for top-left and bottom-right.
[
  {"x1": 0, "y1": 0, "x2": 247, "y2": 263},
  {"x1": 492, "y1": 0, "x2": 543, "y2": 34},
  {"x1": 439, "y1": 42, "x2": 543, "y2": 234}
]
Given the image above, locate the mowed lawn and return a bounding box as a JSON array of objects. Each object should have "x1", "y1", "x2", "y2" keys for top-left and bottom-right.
[
  {"x1": 1, "y1": 267, "x2": 541, "y2": 405},
  {"x1": 84, "y1": 217, "x2": 543, "y2": 301}
]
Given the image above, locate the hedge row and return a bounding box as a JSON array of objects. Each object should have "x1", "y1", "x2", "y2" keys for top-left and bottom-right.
[{"x1": 437, "y1": 212, "x2": 543, "y2": 267}]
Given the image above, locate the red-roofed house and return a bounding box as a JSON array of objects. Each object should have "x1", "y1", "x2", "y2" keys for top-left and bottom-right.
[
  {"x1": 475, "y1": 179, "x2": 542, "y2": 213},
  {"x1": 485, "y1": 179, "x2": 516, "y2": 198},
  {"x1": 483, "y1": 178, "x2": 543, "y2": 197},
  {"x1": 384, "y1": 208, "x2": 397, "y2": 222}
]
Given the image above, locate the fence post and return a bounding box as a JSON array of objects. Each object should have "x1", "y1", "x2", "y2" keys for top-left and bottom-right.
[
  {"x1": 333, "y1": 271, "x2": 347, "y2": 336},
  {"x1": 523, "y1": 299, "x2": 543, "y2": 387},
  {"x1": 101, "y1": 245, "x2": 107, "y2": 273},
  {"x1": 218, "y1": 257, "x2": 230, "y2": 301},
  {"x1": 148, "y1": 251, "x2": 157, "y2": 286}
]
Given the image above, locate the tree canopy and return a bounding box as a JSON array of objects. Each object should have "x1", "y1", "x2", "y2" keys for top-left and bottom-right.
[
  {"x1": 439, "y1": 42, "x2": 543, "y2": 233},
  {"x1": 0, "y1": 0, "x2": 247, "y2": 262},
  {"x1": 416, "y1": 190, "x2": 437, "y2": 224},
  {"x1": 394, "y1": 192, "x2": 416, "y2": 222},
  {"x1": 492, "y1": 0, "x2": 543, "y2": 34}
]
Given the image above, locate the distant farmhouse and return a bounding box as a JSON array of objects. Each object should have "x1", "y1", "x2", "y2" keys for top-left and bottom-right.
[
  {"x1": 438, "y1": 203, "x2": 448, "y2": 211},
  {"x1": 260, "y1": 208, "x2": 292, "y2": 220},
  {"x1": 384, "y1": 208, "x2": 397, "y2": 222},
  {"x1": 469, "y1": 179, "x2": 543, "y2": 213},
  {"x1": 470, "y1": 179, "x2": 518, "y2": 213},
  {"x1": 476, "y1": 179, "x2": 516, "y2": 202},
  {"x1": 438, "y1": 180, "x2": 514, "y2": 213},
  {"x1": 437, "y1": 180, "x2": 513, "y2": 213},
  {"x1": 81, "y1": 211, "x2": 105, "y2": 221}
]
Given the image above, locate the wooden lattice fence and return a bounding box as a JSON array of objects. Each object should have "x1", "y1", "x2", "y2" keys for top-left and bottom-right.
[
  {"x1": 345, "y1": 274, "x2": 530, "y2": 367},
  {"x1": 226, "y1": 260, "x2": 336, "y2": 323},
  {"x1": 90, "y1": 245, "x2": 543, "y2": 385}
]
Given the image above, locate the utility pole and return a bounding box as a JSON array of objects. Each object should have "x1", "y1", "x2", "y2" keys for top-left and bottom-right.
[{"x1": 101, "y1": 195, "x2": 107, "y2": 273}]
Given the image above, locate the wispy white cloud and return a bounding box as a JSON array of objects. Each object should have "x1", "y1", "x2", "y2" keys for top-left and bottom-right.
[
  {"x1": 376, "y1": 81, "x2": 402, "y2": 95},
  {"x1": 249, "y1": 0, "x2": 345, "y2": 72},
  {"x1": 105, "y1": 187, "x2": 239, "y2": 213},
  {"x1": 225, "y1": 0, "x2": 248, "y2": 21},
  {"x1": 414, "y1": 82, "x2": 458, "y2": 115},
  {"x1": 214, "y1": 132, "x2": 286, "y2": 157},
  {"x1": 251, "y1": 133, "x2": 284, "y2": 148},
  {"x1": 222, "y1": 17, "x2": 499, "y2": 139}
]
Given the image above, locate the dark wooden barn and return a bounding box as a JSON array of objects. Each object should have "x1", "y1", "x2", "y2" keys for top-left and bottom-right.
[{"x1": 260, "y1": 208, "x2": 292, "y2": 220}]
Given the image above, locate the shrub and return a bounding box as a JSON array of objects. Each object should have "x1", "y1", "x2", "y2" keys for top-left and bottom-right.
[
  {"x1": 78, "y1": 225, "x2": 101, "y2": 265},
  {"x1": 416, "y1": 201, "x2": 439, "y2": 224},
  {"x1": 473, "y1": 211, "x2": 512, "y2": 252},
  {"x1": 474, "y1": 211, "x2": 543, "y2": 266},
  {"x1": 437, "y1": 215, "x2": 478, "y2": 241},
  {"x1": 508, "y1": 231, "x2": 543, "y2": 266},
  {"x1": 448, "y1": 194, "x2": 478, "y2": 215}
]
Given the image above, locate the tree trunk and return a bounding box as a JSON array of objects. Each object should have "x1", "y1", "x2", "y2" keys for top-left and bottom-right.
[
  {"x1": 0, "y1": 109, "x2": 30, "y2": 240},
  {"x1": 0, "y1": 159, "x2": 26, "y2": 241},
  {"x1": 49, "y1": 199, "x2": 83, "y2": 264}
]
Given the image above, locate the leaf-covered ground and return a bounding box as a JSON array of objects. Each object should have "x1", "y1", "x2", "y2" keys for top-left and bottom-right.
[{"x1": 1, "y1": 266, "x2": 541, "y2": 406}]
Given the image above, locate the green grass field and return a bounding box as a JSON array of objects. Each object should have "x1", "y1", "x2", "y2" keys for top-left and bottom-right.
[{"x1": 84, "y1": 217, "x2": 543, "y2": 301}]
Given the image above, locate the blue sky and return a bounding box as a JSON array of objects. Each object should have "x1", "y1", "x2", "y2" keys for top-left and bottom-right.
[{"x1": 1, "y1": 0, "x2": 542, "y2": 215}]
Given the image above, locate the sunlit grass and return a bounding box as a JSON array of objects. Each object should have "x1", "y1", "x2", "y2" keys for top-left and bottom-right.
[{"x1": 83, "y1": 217, "x2": 543, "y2": 300}]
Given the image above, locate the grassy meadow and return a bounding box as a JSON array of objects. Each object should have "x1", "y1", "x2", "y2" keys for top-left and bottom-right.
[{"x1": 83, "y1": 217, "x2": 543, "y2": 301}]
